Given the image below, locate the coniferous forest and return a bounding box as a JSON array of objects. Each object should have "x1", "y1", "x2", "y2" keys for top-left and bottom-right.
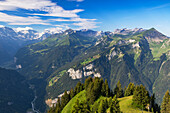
[{"x1": 48, "y1": 77, "x2": 170, "y2": 113}]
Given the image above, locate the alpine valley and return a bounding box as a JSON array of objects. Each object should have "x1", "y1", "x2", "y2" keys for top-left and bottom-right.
[
  {"x1": 0, "y1": 27, "x2": 170, "y2": 112},
  {"x1": 0, "y1": 26, "x2": 60, "y2": 67}
]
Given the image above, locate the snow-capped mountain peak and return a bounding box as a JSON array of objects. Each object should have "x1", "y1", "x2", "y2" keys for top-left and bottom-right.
[
  {"x1": 44, "y1": 28, "x2": 63, "y2": 34},
  {"x1": 16, "y1": 30, "x2": 40, "y2": 40},
  {"x1": 14, "y1": 27, "x2": 33, "y2": 33},
  {"x1": 39, "y1": 28, "x2": 64, "y2": 40},
  {"x1": 113, "y1": 28, "x2": 145, "y2": 35}
]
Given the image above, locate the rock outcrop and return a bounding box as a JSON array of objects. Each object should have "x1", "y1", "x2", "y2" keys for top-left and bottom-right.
[{"x1": 68, "y1": 63, "x2": 101, "y2": 79}]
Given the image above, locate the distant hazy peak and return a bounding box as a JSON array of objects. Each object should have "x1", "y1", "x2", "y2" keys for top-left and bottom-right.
[
  {"x1": 14, "y1": 27, "x2": 33, "y2": 32},
  {"x1": 64, "y1": 29, "x2": 75, "y2": 34},
  {"x1": 113, "y1": 28, "x2": 145, "y2": 35},
  {"x1": 44, "y1": 28, "x2": 63, "y2": 34},
  {"x1": 0, "y1": 26, "x2": 18, "y2": 38},
  {"x1": 0, "y1": 26, "x2": 169, "y2": 42}
]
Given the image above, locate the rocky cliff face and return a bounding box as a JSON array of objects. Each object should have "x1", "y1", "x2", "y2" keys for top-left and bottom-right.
[
  {"x1": 67, "y1": 63, "x2": 101, "y2": 79},
  {"x1": 143, "y1": 28, "x2": 168, "y2": 42},
  {"x1": 68, "y1": 68, "x2": 82, "y2": 79}
]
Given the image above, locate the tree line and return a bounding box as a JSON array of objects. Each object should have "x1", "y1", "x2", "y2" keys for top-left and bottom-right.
[{"x1": 48, "y1": 77, "x2": 170, "y2": 113}]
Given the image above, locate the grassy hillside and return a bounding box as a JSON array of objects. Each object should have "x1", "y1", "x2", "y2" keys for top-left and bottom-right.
[
  {"x1": 61, "y1": 90, "x2": 152, "y2": 113},
  {"x1": 61, "y1": 90, "x2": 86, "y2": 113},
  {"x1": 118, "y1": 96, "x2": 151, "y2": 113},
  {"x1": 61, "y1": 90, "x2": 110, "y2": 113},
  {"x1": 149, "y1": 39, "x2": 170, "y2": 61}
]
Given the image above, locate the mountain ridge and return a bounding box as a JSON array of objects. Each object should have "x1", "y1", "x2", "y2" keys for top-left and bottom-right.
[
  {"x1": 13, "y1": 29, "x2": 169, "y2": 113},
  {"x1": 0, "y1": 67, "x2": 34, "y2": 113},
  {"x1": 2, "y1": 27, "x2": 168, "y2": 112}
]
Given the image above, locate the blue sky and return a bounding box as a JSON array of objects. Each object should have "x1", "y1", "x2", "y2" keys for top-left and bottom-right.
[{"x1": 0, "y1": 0, "x2": 170, "y2": 36}]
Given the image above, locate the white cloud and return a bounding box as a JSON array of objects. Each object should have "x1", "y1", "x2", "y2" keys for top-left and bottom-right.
[
  {"x1": 0, "y1": 0, "x2": 55, "y2": 11},
  {"x1": 77, "y1": 0, "x2": 84, "y2": 1},
  {"x1": 44, "y1": 27, "x2": 63, "y2": 33},
  {"x1": 39, "y1": 26, "x2": 66, "y2": 37},
  {"x1": 54, "y1": 24, "x2": 70, "y2": 30},
  {"x1": 0, "y1": 12, "x2": 50, "y2": 25},
  {"x1": 0, "y1": 0, "x2": 84, "y2": 18},
  {"x1": 73, "y1": 21, "x2": 99, "y2": 29},
  {"x1": 49, "y1": 17, "x2": 96, "y2": 22},
  {"x1": 42, "y1": 24, "x2": 70, "y2": 34},
  {"x1": 14, "y1": 27, "x2": 33, "y2": 32},
  {"x1": 50, "y1": 17, "x2": 99, "y2": 29},
  {"x1": 149, "y1": 3, "x2": 170, "y2": 10},
  {"x1": 68, "y1": 0, "x2": 84, "y2": 2},
  {"x1": 0, "y1": 25, "x2": 5, "y2": 28},
  {"x1": 72, "y1": 18, "x2": 96, "y2": 21},
  {"x1": 30, "y1": 7, "x2": 84, "y2": 18},
  {"x1": 0, "y1": 0, "x2": 99, "y2": 30}
]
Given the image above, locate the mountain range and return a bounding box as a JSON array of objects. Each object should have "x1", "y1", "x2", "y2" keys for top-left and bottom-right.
[
  {"x1": 0, "y1": 26, "x2": 60, "y2": 66},
  {"x1": 0, "y1": 26, "x2": 169, "y2": 112},
  {"x1": 13, "y1": 27, "x2": 170, "y2": 112}
]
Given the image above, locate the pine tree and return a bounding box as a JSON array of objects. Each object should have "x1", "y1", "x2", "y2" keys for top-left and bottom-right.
[
  {"x1": 101, "y1": 82, "x2": 106, "y2": 96},
  {"x1": 93, "y1": 77, "x2": 102, "y2": 97},
  {"x1": 150, "y1": 94, "x2": 154, "y2": 112},
  {"x1": 124, "y1": 86, "x2": 127, "y2": 96},
  {"x1": 55, "y1": 98, "x2": 61, "y2": 113},
  {"x1": 124, "y1": 82, "x2": 135, "y2": 96},
  {"x1": 105, "y1": 79, "x2": 110, "y2": 97},
  {"x1": 168, "y1": 96, "x2": 170, "y2": 112},
  {"x1": 75, "y1": 82, "x2": 84, "y2": 94},
  {"x1": 109, "y1": 96, "x2": 121, "y2": 113},
  {"x1": 161, "y1": 90, "x2": 170, "y2": 113},
  {"x1": 114, "y1": 80, "x2": 123, "y2": 98},
  {"x1": 61, "y1": 90, "x2": 70, "y2": 108},
  {"x1": 86, "y1": 77, "x2": 104, "y2": 105},
  {"x1": 154, "y1": 104, "x2": 161, "y2": 113},
  {"x1": 70, "y1": 88, "x2": 75, "y2": 99},
  {"x1": 72, "y1": 99, "x2": 80, "y2": 113},
  {"x1": 149, "y1": 94, "x2": 160, "y2": 113},
  {"x1": 108, "y1": 97, "x2": 112, "y2": 105},
  {"x1": 86, "y1": 81, "x2": 95, "y2": 104},
  {"x1": 48, "y1": 105, "x2": 55, "y2": 113},
  {"x1": 85, "y1": 77, "x2": 93, "y2": 90},
  {"x1": 98, "y1": 100, "x2": 106, "y2": 113},
  {"x1": 132, "y1": 85, "x2": 150, "y2": 109},
  {"x1": 72, "y1": 99, "x2": 91, "y2": 113}
]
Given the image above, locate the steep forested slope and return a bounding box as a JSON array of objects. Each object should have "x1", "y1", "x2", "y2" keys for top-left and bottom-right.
[
  {"x1": 0, "y1": 67, "x2": 33, "y2": 113},
  {"x1": 14, "y1": 28, "x2": 169, "y2": 111}
]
